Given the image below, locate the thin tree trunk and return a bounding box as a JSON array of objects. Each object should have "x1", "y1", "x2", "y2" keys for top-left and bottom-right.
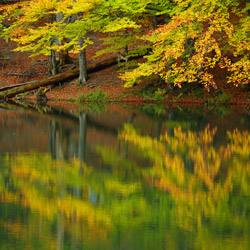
[
  {"x1": 49, "y1": 14, "x2": 58, "y2": 75},
  {"x1": 124, "y1": 29, "x2": 129, "y2": 54},
  {"x1": 49, "y1": 49, "x2": 58, "y2": 75},
  {"x1": 153, "y1": 15, "x2": 158, "y2": 28},
  {"x1": 56, "y1": 12, "x2": 72, "y2": 67},
  {"x1": 166, "y1": 13, "x2": 171, "y2": 24},
  {"x1": 78, "y1": 37, "x2": 87, "y2": 85},
  {"x1": 56, "y1": 12, "x2": 63, "y2": 28},
  {"x1": 56, "y1": 12, "x2": 63, "y2": 69}
]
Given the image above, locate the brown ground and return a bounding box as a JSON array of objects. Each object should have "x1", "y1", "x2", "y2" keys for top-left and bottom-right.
[{"x1": 0, "y1": 34, "x2": 249, "y2": 108}]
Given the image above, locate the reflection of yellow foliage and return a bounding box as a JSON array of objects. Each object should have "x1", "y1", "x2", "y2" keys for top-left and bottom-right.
[
  {"x1": 120, "y1": 123, "x2": 250, "y2": 234},
  {"x1": 0, "y1": 192, "x2": 20, "y2": 204},
  {"x1": 59, "y1": 197, "x2": 111, "y2": 227},
  {"x1": 0, "y1": 148, "x2": 150, "y2": 243},
  {"x1": 227, "y1": 129, "x2": 250, "y2": 158},
  {"x1": 105, "y1": 179, "x2": 141, "y2": 196},
  {"x1": 191, "y1": 146, "x2": 221, "y2": 189},
  {"x1": 2, "y1": 221, "x2": 27, "y2": 237},
  {"x1": 1, "y1": 152, "x2": 111, "y2": 238}
]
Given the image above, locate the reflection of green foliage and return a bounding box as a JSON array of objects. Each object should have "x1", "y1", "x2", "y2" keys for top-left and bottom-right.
[
  {"x1": 79, "y1": 101, "x2": 109, "y2": 113},
  {"x1": 96, "y1": 146, "x2": 142, "y2": 178},
  {"x1": 207, "y1": 101, "x2": 232, "y2": 116},
  {"x1": 0, "y1": 150, "x2": 151, "y2": 249},
  {"x1": 1, "y1": 153, "x2": 110, "y2": 224},
  {"x1": 138, "y1": 103, "x2": 167, "y2": 116},
  {"x1": 0, "y1": 122, "x2": 250, "y2": 250},
  {"x1": 164, "y1": 120, "x2": 193, "y2": 130}
]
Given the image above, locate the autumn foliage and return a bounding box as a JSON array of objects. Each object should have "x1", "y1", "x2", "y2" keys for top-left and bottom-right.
[{"x1": 0, "y1": 0, "x2": 249, "y2": 90}]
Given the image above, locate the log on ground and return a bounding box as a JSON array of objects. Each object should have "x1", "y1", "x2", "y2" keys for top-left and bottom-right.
[{"x1": 0, "y1": 68, "x2": 79, "y2": 99}]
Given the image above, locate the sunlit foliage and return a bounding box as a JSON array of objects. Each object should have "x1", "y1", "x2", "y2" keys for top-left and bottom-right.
[
  {"x1": 2, "y1": 0, "x2": 249, "y2": 88},
  {"x1": 122, "y1": 0, "x2": 250, "y2": 89}
]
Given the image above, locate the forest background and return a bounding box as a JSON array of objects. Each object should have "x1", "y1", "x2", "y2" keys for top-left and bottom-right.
[{"x1": 0, "y1": 0, "x2": 249, "y2": 105}]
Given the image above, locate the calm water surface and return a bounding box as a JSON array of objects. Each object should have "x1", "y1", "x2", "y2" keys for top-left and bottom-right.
[{"x1": 0, "y1": 103, "x2": 249, "y2": 250}]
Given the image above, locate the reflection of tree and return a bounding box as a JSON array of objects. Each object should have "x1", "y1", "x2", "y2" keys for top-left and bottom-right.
[
  {"x1": 78, "y1": 112, "x2": 87, "y2": 164},
  {"x1": 0, "y1": 149, "x2": 153, "y2": 248},
  {"x1": 0, "y1": 121, "x2": 249, "y2": 250},
  {"x1": 0, "y1": 151, "x2": 112, "y2": 249},
  {"x1": 120, "y1": 124, "x2": 250, "y2": 249},
  {"x1": 49, "y1": 120, "x2": 74, "y2": 160}
]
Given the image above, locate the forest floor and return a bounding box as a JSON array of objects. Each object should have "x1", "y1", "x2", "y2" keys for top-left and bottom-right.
[{"x1": 0, "y1": 33, "x2": 249, "y2": 110}]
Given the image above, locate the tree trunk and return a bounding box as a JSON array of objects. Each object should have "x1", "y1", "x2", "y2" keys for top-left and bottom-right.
[
  {"x1": 166, "y1": 13, "x2": 171, "y2": 24},
  {"x1": 78, "y1": 37, "x2": 87, "y2": 85},
  {"x1": 56, "y1": 12, "x2": 63, "y2": 69},
  {"x1": 49, "y1": 49, "x2": 58, "y2": 75},
  {"x1": 124, "y1": 29, "x2": 129, "y2": 54},
  {"x1": 153, "y1": 15, "x2": 158, "y2": 28},
  {"x1": 49, "y1": 13, "x2": 58, "y2": 75},
  {"x1": 56, "y1": 12, "x2": 63, "y2": 27},
  {"x1": 56, "y1": 12, "x2": 72, "y2": 67}
]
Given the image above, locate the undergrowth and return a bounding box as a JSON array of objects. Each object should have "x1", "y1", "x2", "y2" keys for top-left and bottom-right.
[
  {"x1": 77, "y1": 88, "x2": 109, "y2": 102},
  {"x1": 131, "y1": 86, "x2": 167, "y2": 101},
  {"x1": 207, "y1": 89, "x2": 233, "y2": 105}
]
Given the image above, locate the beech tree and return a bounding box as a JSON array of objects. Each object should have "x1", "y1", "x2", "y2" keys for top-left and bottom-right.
[
  {"x1": 1, "y1": 0, "x2": 99, "y2": 81},
  {"x1": 1, "y1": 0, "x2": 146, "y2": 83},
  {"x1": 1, "y1": 0, "x2": 172, "y2": 73},
  {"x1": 122, "y1": 0, "x2": 250, "y2": 90},
  {"x1": 1, "y1": 0, "x2": 249, "y2": 90}
]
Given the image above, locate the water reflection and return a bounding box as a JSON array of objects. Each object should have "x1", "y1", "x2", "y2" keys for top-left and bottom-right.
[{"x1": 0, "y1": 104, "x2": 249, "y2": 250}]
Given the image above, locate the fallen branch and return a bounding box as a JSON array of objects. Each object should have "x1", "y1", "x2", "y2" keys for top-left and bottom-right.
[
  {"x1": 0, "y1": 81, "x2": 36, "y2": 92},
  {"x1": 8, "y1": 73, "x2": 29, "y2": 76}
]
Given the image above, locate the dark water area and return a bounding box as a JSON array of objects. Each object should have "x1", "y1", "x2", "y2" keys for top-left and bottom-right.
[{"x1": 0, "y1": 103, "x2": 249, "y2": 250}]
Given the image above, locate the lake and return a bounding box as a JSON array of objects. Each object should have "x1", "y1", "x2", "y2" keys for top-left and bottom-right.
[{"x1": 0, "y1": 103, "x2": 249, "y2": 250}]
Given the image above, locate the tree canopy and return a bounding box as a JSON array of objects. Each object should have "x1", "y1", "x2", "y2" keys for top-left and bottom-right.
[{"x1": 0, "y1": 0, "x2": 249, "y2": 89}]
